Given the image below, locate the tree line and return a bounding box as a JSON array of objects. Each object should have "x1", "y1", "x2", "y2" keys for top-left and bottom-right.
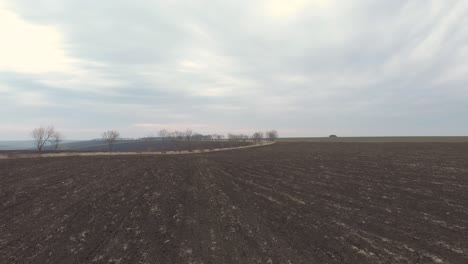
[
  {"x1": 156, "y1": 129, "x2": 278, "y2": 144},
  {"x1": 30, "y1": 126, "x2": 278, "y2": 152}
]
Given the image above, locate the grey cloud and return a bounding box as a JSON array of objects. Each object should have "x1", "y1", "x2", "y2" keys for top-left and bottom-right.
[{"x1": 1, "y1": 0, "x2": 468, "y2": 139}]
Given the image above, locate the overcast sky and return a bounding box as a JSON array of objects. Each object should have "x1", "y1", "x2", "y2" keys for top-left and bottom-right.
[{"x1": 1, "y1": 0, "x2": 467, "y2": 139}]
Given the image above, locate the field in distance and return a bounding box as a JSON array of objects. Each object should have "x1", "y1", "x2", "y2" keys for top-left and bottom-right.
[
  {"x1": 0, "y1": 139, "x2": 253, "y2": 153},
  {"x1": 1, "y1": 142, "x2": 468, "y2": 263},
  {"x1": 279, "y1": 136, "x2": 468, "y2": 143}
]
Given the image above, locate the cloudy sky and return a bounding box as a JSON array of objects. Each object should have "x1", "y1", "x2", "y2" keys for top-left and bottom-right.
[{"x1": 0, "y1": 0, "x2": 467, "y2": 139}]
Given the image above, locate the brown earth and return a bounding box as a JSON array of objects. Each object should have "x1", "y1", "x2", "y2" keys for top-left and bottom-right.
[
  {"x1": 1, "y1": 142, "x2": 468, "y2": 263},
  {"x1": 0, "y1": 142, "x2": 274, "y2": 160}
]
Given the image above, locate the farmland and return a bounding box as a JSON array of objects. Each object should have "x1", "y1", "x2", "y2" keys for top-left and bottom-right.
[
  {"x1": 44, "y1": 139, "x2": 253, "y2": 152},
  {"x1": 1, "y1": 142, "x2": 468, "y2": 263},
  {"x1": 279, "y1": 136, "x2": 468, "y2": 143}
]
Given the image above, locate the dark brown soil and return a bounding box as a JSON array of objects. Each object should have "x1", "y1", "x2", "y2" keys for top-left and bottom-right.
[{"x1": 1, "y1": 142, "x2": 467, "y2": 263}]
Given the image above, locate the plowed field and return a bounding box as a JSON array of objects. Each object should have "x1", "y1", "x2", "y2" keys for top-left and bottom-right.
[{"x1": 1, "y1": 142, "x2": 468, "y2": 263}]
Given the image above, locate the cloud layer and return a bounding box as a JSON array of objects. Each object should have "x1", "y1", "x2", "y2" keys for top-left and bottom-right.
[{"x1": 1, "y1": 0, "x2": 467, "y2": 139}]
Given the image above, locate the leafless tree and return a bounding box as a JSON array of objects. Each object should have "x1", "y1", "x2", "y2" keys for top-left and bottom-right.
[
  {"x1": 184, "y1": 129, "x2": 193, "y2": 151},
  {"x1": 50, "y1": 131, "x2": 64, "y2": 151},
  {"x1": 266, "y1": 130, "x2": 278, "y2": 142},
  {"x1": 228, "y1": 133, "x2": 249, "y2": 142},
  {"x1": 184, "y1": 129, "x2": 193, "y2": 141},
  {"x1": 159, "y1": 129, "x2": 169, "y2": 140},
  {"x1": 167, "y1": 131, "x2": 176, "y2": 140},
  {"x1": 252, "y1": 131, "x2": 264, "y2": 144},
  {"x1": 102, "y1": 130, "x2": 120, "y2": 152},
  {"x1": 227, "y1": 133, "x2": 237, "y2": 141},
  {"x1": 171, "y1": 130, "x2": 183, "y2": 151},
  {"x1": 174, "y1": 130, "x2": 184, "y2": 140},
  {"x1": 240, "y1": 134, "x2": 249, "y2": 142},
  {"x1": 31, "y1": 126, "x2": 55, "y2": 152},
  {"x1": 142, "y1": 133, "x2": 155, "y2": 151}
]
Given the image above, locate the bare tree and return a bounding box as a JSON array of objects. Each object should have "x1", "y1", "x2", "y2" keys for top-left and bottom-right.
[
  {"x1": 167, "y1": 131, "x2": 176, "y2": 140},
  {"x1": 174, "y1": 130, "x2": 184, "y2": 140},
  {"x1": 252, "y1": 131, "x2": 264, "y2": 144},
  {"x1": 102, "y1": 130, "x2": 120, "y2": 152},
  {"x1": 184, "y1": 129, "x2": 193, "y2": 151},
  {"x1": 266, "y1": 130, "x2": 278, "y2": 142},
  {"x1": 159, "y1": 129, "x2": 169, "y2": 140},
  {"x1": 227, "y1": 133, "x2": 237, "y2": 141},
  {"x1": 142, "y1": 133, "x2": 155, "y2": 151},
  {"x1": 31, "y1": 126, "x2": 55, "y2": 152},
  {"x1": 240, "y1": 134, "x2": 249, "y2": 142},
  {"x1": 184, "y1": 129, "x2": 193, "y2": 140},
  {"x1": 50, "y1": 131, "x2": 64, "y2": 151}
]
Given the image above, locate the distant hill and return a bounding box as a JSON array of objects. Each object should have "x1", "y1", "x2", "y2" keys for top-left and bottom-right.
[
  {"x1": 0, "y1": 140, "x2": 80, "y2": 150},
  {"x1": 0, "y1": 140, "x2": 38, "y2": 150}
]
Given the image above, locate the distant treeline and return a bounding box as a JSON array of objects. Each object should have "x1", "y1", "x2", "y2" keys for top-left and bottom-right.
[{"x1": 30, "y1": 126, "x2": 278, "y2": 152}]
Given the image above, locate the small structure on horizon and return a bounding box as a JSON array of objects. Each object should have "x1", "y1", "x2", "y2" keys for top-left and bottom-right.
[{"x1": 329, "y1": 135, "x2": 338, "y2": 138}]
